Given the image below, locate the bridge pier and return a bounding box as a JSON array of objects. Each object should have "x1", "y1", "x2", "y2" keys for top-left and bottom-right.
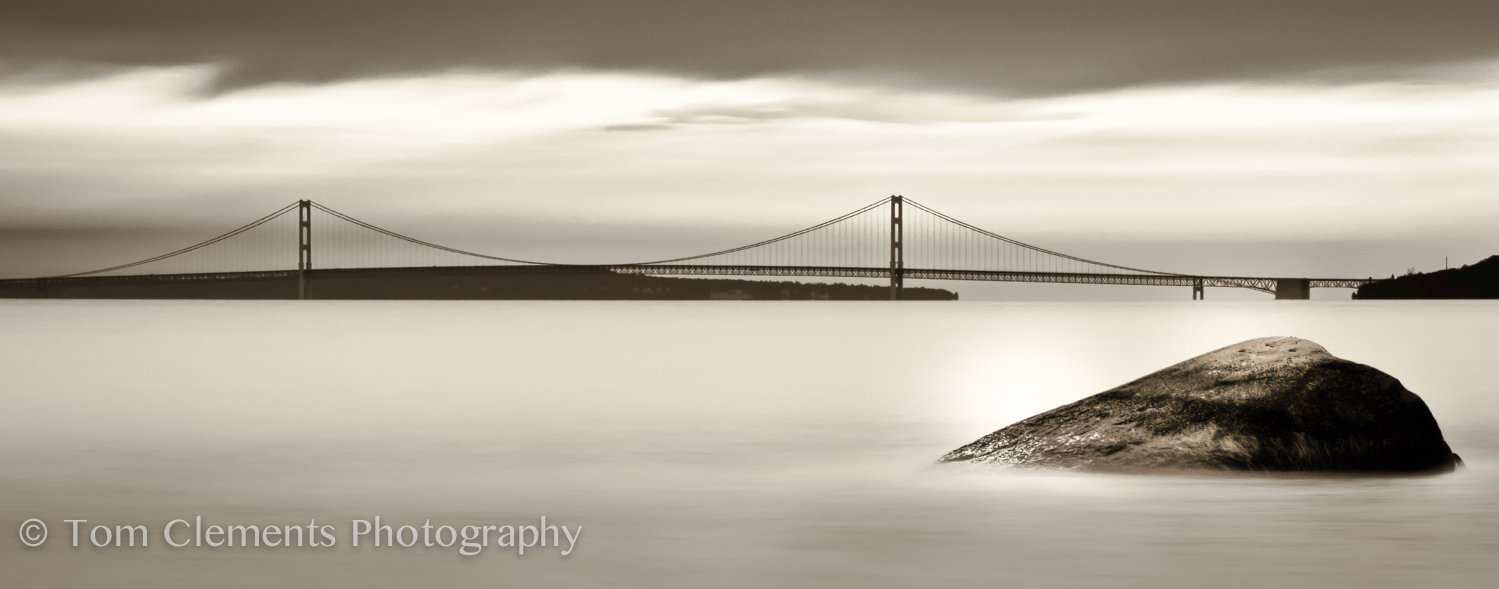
[
  {"x1": 1274, "y1": 278, "x2": 1310, "y2": 300},
  {"x1": 1192, "y1": 278, "x2": 1204, "y2": 300}
]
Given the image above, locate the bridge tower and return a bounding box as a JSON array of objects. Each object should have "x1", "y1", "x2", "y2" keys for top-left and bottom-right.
[
  {"x1": 889, "y1": 195, "x2": 904, "y2": 300},
  {"x1": 297, "y1": 199, "x2": 312, "y2": 300}
]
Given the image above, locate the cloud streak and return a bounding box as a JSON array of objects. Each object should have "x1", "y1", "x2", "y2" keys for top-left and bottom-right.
[
  {"x1": 2, "y1": 66, "x2": 1495, "y2": 242},
  {"x1": 4, "y1": 1, "x2": 1499, "y2": 96}
]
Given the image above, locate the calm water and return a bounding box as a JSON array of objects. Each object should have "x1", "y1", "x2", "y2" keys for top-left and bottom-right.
[{"x1": 2, "y1": 299, "x2": 1497, "y2": 588}]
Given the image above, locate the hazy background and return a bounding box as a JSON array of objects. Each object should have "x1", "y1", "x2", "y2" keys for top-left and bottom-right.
[{"x1": 1, "y1": 1, "x2": 1497, "y2": 297}]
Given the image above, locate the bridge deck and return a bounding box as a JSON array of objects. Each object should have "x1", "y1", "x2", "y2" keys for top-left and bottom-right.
[
  {"x1": 0, "y1": 264, "x2": 1372, "y2": 297},
  {"x1": 608, "y1": 264, "x2": 1371, "y2": 293}
]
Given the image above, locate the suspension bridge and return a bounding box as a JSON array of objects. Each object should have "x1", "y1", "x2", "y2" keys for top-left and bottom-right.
[{"x1": 0, "y1": 196, "x2": 1373, "y2": 300}]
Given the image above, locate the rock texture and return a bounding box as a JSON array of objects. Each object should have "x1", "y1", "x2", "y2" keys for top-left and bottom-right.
[{"x1": 940, "y1": 337, "x2": 1459, "y2": 473}]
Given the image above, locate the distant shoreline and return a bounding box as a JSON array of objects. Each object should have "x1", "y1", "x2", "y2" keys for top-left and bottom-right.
[
  {"x1": 0, "y1": 267, "x2": 957, "y2": 301},
  {"x1": 1355, "y1": 255, "x2": 1499, "y2": 299}
]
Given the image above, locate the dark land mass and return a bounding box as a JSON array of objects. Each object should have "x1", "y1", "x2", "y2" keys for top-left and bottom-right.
[
  {"x1": 1355, "y1": 255, "x2": 1499, "y2": 299},
  {"x1": 0, "y1": 266, "x2": 955, "y2": 300},
  {"x1": 940, "y1": 337, "x2": 1458, "y2": 474}
]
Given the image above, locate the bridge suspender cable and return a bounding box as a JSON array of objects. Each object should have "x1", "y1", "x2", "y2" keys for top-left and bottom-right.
[
  {"x1": 51, "y1": 201, "x2": 303, "y2": 278},
  {"x1": 902, "y1": 198, "x2": 1183, "y2": 277},
  {"x1": 625, "y1": 197, "x2": 892, "y2": 266},
  {"x1": 43, "y1": 195, "x2": 1194, "y2": 281},
  {"x1": 308, "y1": 202, "x2": 554, "y2": 266},
  {"x1": 21, "y1": 195, "x2": 1372, "y2": 298}
]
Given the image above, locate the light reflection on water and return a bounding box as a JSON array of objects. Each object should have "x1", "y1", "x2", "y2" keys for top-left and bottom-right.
[{"x1": 1, "y1": 299, "x2": 1496, "y2": 588}]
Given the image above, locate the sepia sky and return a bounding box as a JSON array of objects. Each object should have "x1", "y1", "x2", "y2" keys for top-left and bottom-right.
[{"x1": 2, "y1": 1, "x2": 1497, "y2": 297}]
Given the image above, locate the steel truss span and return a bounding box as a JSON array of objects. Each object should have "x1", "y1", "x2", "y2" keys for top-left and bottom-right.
[{"x1": 611, "y1": 265, "x2": 1366, "y2": 295}]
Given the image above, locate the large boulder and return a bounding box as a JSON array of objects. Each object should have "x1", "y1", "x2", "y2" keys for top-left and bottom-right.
[{"x1": 940, "y1": 337, "x2": 1459, "y2": 473}]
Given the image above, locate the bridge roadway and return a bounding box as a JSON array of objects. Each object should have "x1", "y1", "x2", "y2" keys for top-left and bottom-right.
[
  {"x1": 608, "y1": 265, "x2": 1370, "y2": 299},
  {"x1": 0, "y1": 264, "x2": 1373, "y2": 299},
  {"x1": 607, "y1": 264, "x2": 1370, "y2": 295}
]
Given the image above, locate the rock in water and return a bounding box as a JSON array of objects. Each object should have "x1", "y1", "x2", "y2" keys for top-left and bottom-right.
[{"x1": 940, "y1": 337, "x2": 1458, "y2": 473}]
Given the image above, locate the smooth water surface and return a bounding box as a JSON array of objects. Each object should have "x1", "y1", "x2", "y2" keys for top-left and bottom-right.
[{"x1": 2, "y1": 300, "x2": 1496, "y2": 588}]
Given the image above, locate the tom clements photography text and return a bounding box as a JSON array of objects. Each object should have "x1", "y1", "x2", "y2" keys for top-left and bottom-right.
[{"x1": 17, "y1": 515, "x2": 580, "y2": 557}]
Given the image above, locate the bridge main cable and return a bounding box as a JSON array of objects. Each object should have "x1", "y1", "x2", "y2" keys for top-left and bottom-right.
[
  {"x1": 627, "y1": 196, "x2": 891, "y2": 265},
  {"x1": 901, "y1": 197, "x2": 1184, "y2": 277},
  {"x1": 51, "y1": 201, "x2": 302, "y2": 278},
  {"x1": 309, "y1": 201, "x2": 555, "y2": 266}
]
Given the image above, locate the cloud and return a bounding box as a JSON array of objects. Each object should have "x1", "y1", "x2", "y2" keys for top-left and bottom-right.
[
  {"x1": 4, "y1": 1, "x2": 1499, "y2": 96},
  {"x1": 0, "y1": 61, "x2": 1496, "y2": 280},
  {"x1": 1, "y1": 66, "x2": 1496, "y2": 238},
  {"x1": 642, "y1": 96, "x2": 1081, "y2": 128},
  {"x1": 602, "y1": 123, "x2": 674, "y2": 133}
]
